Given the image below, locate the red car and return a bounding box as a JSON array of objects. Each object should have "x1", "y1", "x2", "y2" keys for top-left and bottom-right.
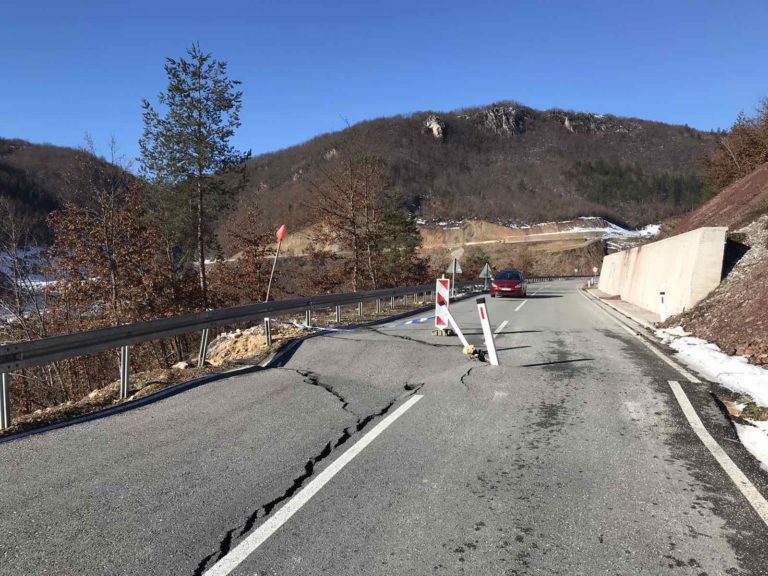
[{"x1": 490, "y1": 269, "x2": 527, "y2": 297}]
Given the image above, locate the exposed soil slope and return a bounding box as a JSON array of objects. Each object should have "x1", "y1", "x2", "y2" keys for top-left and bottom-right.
[{"x1": 672, "y1": 162, "x2": 768, "y2": 233}]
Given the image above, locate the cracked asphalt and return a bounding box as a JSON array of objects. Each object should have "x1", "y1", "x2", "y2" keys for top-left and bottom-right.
[{"x1": 2, "y1": 280, "x2": 768, "y2": 575}]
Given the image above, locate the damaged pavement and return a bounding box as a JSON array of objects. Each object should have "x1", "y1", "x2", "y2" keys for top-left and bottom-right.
[{"x1": 2, "y1": 281, "x2": 768, "y2": 576}]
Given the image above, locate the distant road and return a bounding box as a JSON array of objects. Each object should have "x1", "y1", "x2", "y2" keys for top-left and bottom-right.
[{"x1": 2, "y1": 280, "x2": 767, "y2": 575}]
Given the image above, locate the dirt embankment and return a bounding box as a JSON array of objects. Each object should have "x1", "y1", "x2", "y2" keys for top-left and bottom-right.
[
  {"x1": 419, "y1": 218, "x2": 619, "y2": 250},
  {"x1": 272, "y1": 217, "x2": 623, "y2": 258},
  {"x1": 667, "y1": 164, "x2": 768, "y2": 366},
  {"x1": 429, "y1": 239, "x2": 605, "y2": 278},
  {"x1": 672, "y1": 162, "x2": 768, "y2": 234}
]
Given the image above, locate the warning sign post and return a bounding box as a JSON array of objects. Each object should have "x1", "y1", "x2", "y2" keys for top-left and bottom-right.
[{"x1": 435, "y1": 277, "x2": 450, "y2": 329}]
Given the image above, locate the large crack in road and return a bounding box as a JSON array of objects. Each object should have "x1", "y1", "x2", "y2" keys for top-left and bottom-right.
[{"x1": 192, "y1": 379, "x2": 424, "y2": 576}]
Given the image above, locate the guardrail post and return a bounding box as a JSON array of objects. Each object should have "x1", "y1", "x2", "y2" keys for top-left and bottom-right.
[
  {"x1": 264, "y1": 318, "x2": 272, "y2": 346},
  {"x1": 1, "y1": 372, "x2": 11, "y2": 430},
  {"x1": 376, "y1": 299, "x2": 381, "y2": 314},
  {"x1": 305, "y1": 308, "x2": 312, "y2": 327},
  {"x1": 357, "y1": 301, "x2": 363, "y2": 317},
  {"x1": 197, "y1": 328, "x2": 210, "y2": 368},
  {"x1": 119, "y1": 345, "x2": 129, "y2": 400},
  {"x1": 335, "y1": 305, "x2": 341, "y2": 323},
  {"x1": 403, "y1": 294, "x2": 407, "y2": 306},
  {"x1": 390, "y1": 296, "x2": 395, "y2": 309}
]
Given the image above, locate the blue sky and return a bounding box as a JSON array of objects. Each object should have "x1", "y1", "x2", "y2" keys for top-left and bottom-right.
[{"x1": 2, "y1": 0, "x2": 766, "y2": 163}]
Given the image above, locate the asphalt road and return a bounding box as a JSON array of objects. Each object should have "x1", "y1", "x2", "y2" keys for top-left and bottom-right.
[{"x1": 2, "y1": 280, "x2": 768, "y2": 575}]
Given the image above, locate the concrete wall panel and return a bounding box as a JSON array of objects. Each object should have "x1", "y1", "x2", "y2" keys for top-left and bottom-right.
[{"x1": 598, "y1": 227, "x2": 726, "y2": 317}]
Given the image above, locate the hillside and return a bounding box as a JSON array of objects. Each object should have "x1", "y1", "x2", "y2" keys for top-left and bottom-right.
[
  {"x1": 667, "y1": 163, "x2": 768, "y2": 365},
  {"x1": 0, "y1": 138, "x2": 124, "y2": 242},
  {"x1": 671, "y1": 162, "x2": 768, "y2": 234},
  {"x1": 226, "y1": 101, "x2": 718, "y2": 239}
]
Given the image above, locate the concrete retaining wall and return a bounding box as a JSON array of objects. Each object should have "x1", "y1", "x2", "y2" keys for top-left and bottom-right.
[{"x1": 598, "y1": 227, "x2": 727, "y2": 317}]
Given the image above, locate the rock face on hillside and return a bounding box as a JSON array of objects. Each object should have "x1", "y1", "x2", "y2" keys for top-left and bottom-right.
[
  {"x1": 472, "y1": 106, "x2": 528, "y2": 135},
  {"x1": 546, "y1": 110, "x2": 635, "y2": 134},
  {"x1": 424, "y1": 115, "x2": 445, "y2": 140}
]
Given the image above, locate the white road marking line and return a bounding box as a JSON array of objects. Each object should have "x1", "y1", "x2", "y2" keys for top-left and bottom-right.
[
  {"x1": 493, "y1": 320, "x2": 509, "y2": 339},
  {"x1": 668, "y1": 380, "x2": 768, "y2": 526},
  {"x1": 514, "y1": 300, "x2": 527, "y2": 312},
  {"x1": 203, "y1": 394, "x2": 424, "y2": 576},
  {"x1": 532, "y1": 288, "x2": 542, "y2": 295},
  {"x1": 578, "y1": 290, "x2": 700, "y2": 383}
]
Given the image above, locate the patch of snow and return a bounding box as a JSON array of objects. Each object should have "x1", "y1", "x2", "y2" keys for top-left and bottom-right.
[
  {"x1": 656, "y1": 327, "x2": 768, "y2": 407},
  {"x1": 735, "y1": 422, "x2": 768, "y2": 473},
  {"x1": 657, "y1": 326, "x2": 689, "y2": 341},
  {"x1": 656, "y1": 326, "x2": 768, "y2": 470}
]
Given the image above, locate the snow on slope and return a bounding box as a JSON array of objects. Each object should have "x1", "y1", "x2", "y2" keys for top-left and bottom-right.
[{"x1": 657, "y1": 326, "x2": 768, "y2": 471}]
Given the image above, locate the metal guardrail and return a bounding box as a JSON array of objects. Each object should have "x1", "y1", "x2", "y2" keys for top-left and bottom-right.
[
  {"x1": 0, "y1": 281, "x2": 480, "y2": 429},
  {"x1": 0, "y1": 276, "x2": 590, "y2": 429},
  {"x1": 527, "y1": 275, "x2": 597, "y2": 283}
]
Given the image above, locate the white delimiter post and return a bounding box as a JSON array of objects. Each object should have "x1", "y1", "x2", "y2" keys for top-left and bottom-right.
[
  {"x1": 476, "y1": 297, "x2": 499, "y2": 366},
  {"x1": 659, "y1": 291, "x2": 667, "y2": 323},
  {"x1": 440, "y1": 305, "x2": 470, "y2": 349}
]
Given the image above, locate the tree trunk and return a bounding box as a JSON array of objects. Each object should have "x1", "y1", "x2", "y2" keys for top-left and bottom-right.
[
  {"x1": 197, "y1": 177, "x2": 208, "y2": 308},
  {"x1": 352, "y1": 231, "x2": 359, "y2": 293},
  {"x1": 367, "y1": 242, "x2": 377, "y2": 289}
]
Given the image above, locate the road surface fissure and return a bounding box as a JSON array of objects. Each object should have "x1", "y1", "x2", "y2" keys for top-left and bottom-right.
[{"x1": 193, "y1": 382, "x2": 424, "y2": 576}]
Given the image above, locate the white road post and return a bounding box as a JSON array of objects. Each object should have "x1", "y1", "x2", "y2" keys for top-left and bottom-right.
[
  {"x1": 659, "y1": 291, "x2": 667, "y2": 323},
  {"x1": 1, "y1": 372, "x2": 10, "y2": 430},
  {"x1": 476, "y1": 297, "x2": 499, "y2": 366},
  {"x1": 440, "y1": 305, "x2": 470, "y2": 349}
]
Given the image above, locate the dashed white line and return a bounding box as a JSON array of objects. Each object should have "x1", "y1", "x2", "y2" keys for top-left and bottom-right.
[
  {"x1": 514, "y1": 300, "x2": 527, "y2": 312},
  {"x1": 668, "y1": 380, "x2": 768, "y2": 526},
  {"x1": 203, "y1": 394, "x2": 424, "y2": 576},
  {"x1": 493, "y1": 320, "x2": 509, "y2": 338}
]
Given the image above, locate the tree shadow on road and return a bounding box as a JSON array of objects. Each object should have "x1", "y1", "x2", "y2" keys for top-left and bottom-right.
[{"x1": 519, "y1": 358, "x2": 593, "y2": 368}]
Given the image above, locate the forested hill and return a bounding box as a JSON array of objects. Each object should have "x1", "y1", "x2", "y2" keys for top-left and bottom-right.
[
  {"x1": 2, "y1": 102, "x2": 719, "y2": 245},
  {"x1": 0, "y1": 138, "x2": 129, "y2": 243},
  {"x1": 231, "y1": 102, "x2": 718, "y2": 231}
]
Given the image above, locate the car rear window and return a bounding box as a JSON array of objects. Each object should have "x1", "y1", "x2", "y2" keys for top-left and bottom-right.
[{"x1": 495, "y1": 270, "x2": 522, "y2": 280}]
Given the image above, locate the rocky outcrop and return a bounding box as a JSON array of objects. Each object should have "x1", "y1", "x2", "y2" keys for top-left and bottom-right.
[
  {"x1": 424, "y1": 115, "x2": 445, "y2": 140},
  {"x1": 474, "y1": 106, "x2": 528, "y2": 135},
  {"x1": 548, "y1": 110, "x2": 636, "y2": 134}
]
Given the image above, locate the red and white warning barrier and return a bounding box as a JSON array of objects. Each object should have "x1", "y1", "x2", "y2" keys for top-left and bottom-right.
[
  {"x1": 476, "y1": 297, "x2": 499, "y2": 366},
  {"x1": 435, "y1": 277, "x2": 450, "y2": 329}
]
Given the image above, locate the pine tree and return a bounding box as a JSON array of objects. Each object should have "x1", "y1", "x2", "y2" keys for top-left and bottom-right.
[
  {"x1": 139, "y1": 43, "x2": 249, "y2": 308},
  {"x1": 374, "y1": 192, "x2": 427, "y2": 287}
]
